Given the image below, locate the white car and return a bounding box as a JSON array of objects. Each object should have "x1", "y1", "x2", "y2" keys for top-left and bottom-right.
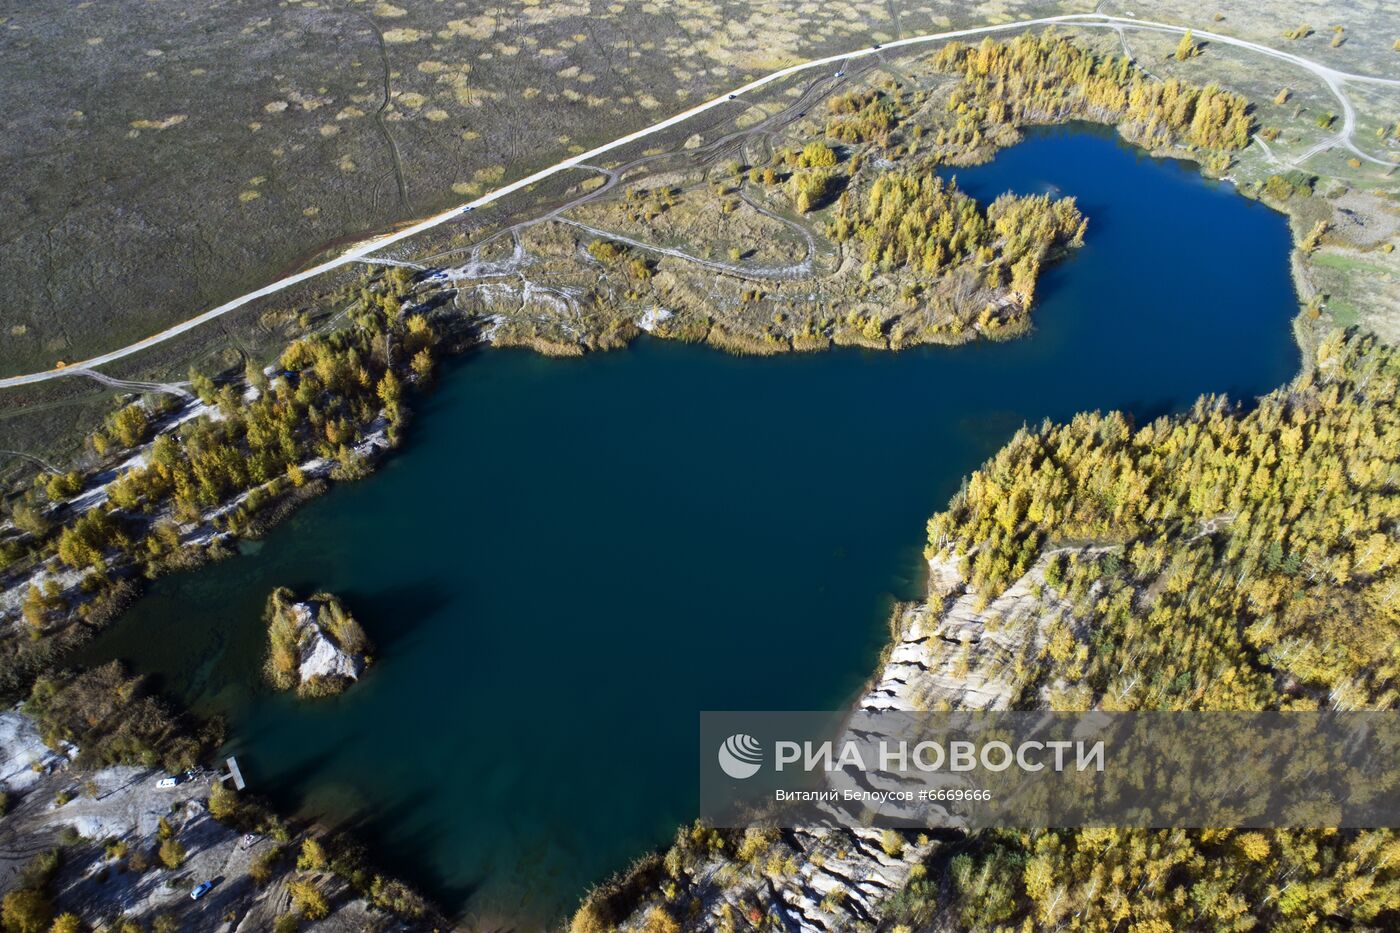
[{"x1": 156, "y1": 776, "x2": 181, "y2": 789}]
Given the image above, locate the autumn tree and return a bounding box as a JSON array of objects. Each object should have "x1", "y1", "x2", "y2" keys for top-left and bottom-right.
[
  {"x1": 1175, "y1": 29, "x2": 1198, "y2": 60},
  {"x1": 158, "y1": 838, "x2": 185, "y2": 870},
  {"x1": 0, "y1": 888, "x2": 52, "y2": 933},
  {"x1": 288, "y1": 879, "x2": 329, "y2": 921}
]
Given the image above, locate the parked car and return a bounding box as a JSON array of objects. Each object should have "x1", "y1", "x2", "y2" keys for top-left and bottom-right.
[
  {"x1": 156, "y1": 775, "x2": 181, "y2": 789},
  {"x1": 190, "y1": 881, "x2": 215, "y2": 901}
]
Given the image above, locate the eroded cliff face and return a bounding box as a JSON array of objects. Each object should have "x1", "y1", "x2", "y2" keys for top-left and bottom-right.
[{"x1": 599, "y1": 548, "x2": 1095, "y2": 933}]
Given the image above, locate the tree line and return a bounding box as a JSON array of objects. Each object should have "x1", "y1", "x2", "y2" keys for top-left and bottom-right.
[
  {"x1": 928, "y1": 33, "x2": 1253, "y2": 159},
  {"x1": 0, "y1": 269, "x2": 436, "y2": 691},
  {"x1": 901, "y1": 332, "x2": 1400, "y2": 930},
  {"x1": 827, "y1": 170, "x2": 1086, "y2": 307}
]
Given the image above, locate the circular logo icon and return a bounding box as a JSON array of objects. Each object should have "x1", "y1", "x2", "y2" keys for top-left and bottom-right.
[{"x1": 718, "y1": 733, "x2": 763, "y2": 779}]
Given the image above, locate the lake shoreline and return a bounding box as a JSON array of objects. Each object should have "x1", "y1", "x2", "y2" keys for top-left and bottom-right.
[
  {"x1": 67, "y1": 124, "x2": 1303, "y2": 927},
  {"x1": 0, "y1": 77, "x2": 1320, "y2": 924}
]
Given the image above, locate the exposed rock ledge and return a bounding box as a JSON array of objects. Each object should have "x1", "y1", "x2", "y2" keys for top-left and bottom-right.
[
  {"x1": 0, "y1": 711, "x2": 73, "y2": 797},
  {"x1": 294, "y1": 603, "x2": 364, "y2": 683},
  {"x1": 264, "y1": 589, "x2": 372, "y2": 698},
  {"x1": 598, "y1": 547, "x2": 1094, "y2": 933},
  {"x1": 0, "y1": 706, "x2": 429, "y2": 931}
]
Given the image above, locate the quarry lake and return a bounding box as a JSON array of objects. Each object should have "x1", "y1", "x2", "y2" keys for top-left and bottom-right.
[{"x1": 79, "y1": 126, "x2": 1300, "y2": 924}]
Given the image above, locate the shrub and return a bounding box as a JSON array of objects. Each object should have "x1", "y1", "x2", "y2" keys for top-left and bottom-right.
[
  {"x1": 638, "y1": 907, "x2": 681, "y2": 933},
  {"x1": 208, "y1": 781, "x2": 239, "y2": 821},
  {"x1": 0, "y1": 888, "x2": 53, "y2": 933},
  {"x1": 368, "y1": 875, "x2": 429, "y2": 917},
  {"x1": 587, "y1": 239, "x2": 625, "y2": 263},
  {"x1": 42, "y1": 472, "x2": 83, "y2": 503},
  {"x1": 797, "y1": 141, "x2": 837, "y2": 168},
  {"x1": 569, "y1": 904, "x2": 610, "y2": 933},
  {"x1": 250, "y1": 847, "x2": 282, "y2": 886},
  {"x1": 25, "y1": 663, "x2": 201, "y2": 773},
  {"x1": 49, "y1": 914, "x2": 82, "y2": 933},
  {"x1": 126, "y1": 848, "x2": 151, "y2": 873},
  {"x1": 296, "y1": 838, "x2": 327, "y2": 872},
  {"x1": 19, "y1": 851, "x2": 59, "y2": 892},
  {"x1": 288, "y1": 879, "x2": 329, "y2": 921},
  {"x1": 158, "y1": 838, "x2": 185, "y2": 870}
]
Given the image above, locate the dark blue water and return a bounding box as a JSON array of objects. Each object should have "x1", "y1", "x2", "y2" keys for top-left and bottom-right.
[{"x1": 80, "y1": 126, "x2": 1299, "y2": 925}]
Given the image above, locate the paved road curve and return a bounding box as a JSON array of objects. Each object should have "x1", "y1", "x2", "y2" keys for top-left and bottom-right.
[{"x1": 3, "y1": 12, "x2": 1395, "y2": 390}]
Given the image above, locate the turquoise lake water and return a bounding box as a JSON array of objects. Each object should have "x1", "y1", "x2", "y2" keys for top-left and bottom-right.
[{"x1": 79, "y1": 126, "x2": 1300, "y2": 925}]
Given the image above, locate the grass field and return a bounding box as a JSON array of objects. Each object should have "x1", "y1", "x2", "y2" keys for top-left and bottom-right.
[
  {"x1": 1, "y1": 0, "x2": 1085, "y2": 376},
  {"x1": 2, "y1": 0, "x2": 1398, "y2": 485}
]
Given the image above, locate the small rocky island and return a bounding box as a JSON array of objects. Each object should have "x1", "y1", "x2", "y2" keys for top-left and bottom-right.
[{"x1": 264, "y1": 588, "x2": 373, "y2": 697}]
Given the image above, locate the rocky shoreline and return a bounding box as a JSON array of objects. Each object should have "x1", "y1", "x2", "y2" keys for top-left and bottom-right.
[
  {"x1": 580, "y1": 547, "x2": 1095, "y2": 932},
  {"x1": 0, "y1": 706, "x2": 436, "y2": 931},
  {"x1": 264, "y1": 589, "x2": 372, "y2": 698}
]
